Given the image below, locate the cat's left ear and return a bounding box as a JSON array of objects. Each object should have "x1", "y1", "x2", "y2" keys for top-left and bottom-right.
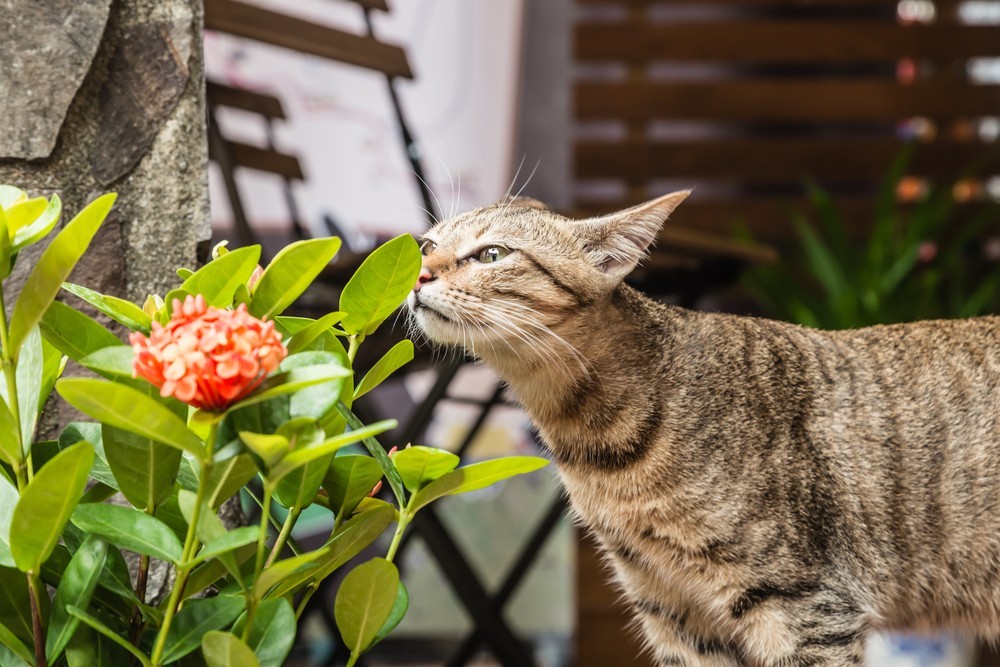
[{"x1": 575, "y1": 190, "x2": 690, "y2": 279}]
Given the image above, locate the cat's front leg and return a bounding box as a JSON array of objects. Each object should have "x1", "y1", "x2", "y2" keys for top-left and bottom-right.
[{"x1": 629, "y1": 599, "x2": 742, "y2": 667}]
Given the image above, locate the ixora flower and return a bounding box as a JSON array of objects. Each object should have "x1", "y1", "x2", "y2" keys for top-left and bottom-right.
[{"x1": 130, "y1": 294, "x2": 287, "y2": 411}]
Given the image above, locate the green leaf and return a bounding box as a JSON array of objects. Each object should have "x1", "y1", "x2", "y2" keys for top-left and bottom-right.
[
  {"x1": 238, "y1": 598, "x2": 295, "y2": 667},
  {"x1": 204, "y1": 454, "x2": 258, "y2": 509},
  {"x1": 226, "y1": 364, "x2": 352, "y2": 414},
  {"x1": 371, "y1": 581, "x2": 408, "y2": 647},
  {"x1": 272, "y1": 503, "x2": 394, "y2": 598},
  {"x1": 65, "y1": 606, "x2": 151, "y2": 667},
  {"x1": 57, "y1": 378, "x2": 206, "y2": 458},
  {"x1": 0, "y1": 393, "x2": 20, "y2": 468},
  {"x1": 194, "y1": 527, "x2": 260, "y2": 566},
  {"x1": 340, "y1": 234, "x2": 421, "y2": 336},
  {"x1": 13, "y1": 326, "x2": 43, "y2": 452},
  {"x1": 250, "y1": 237, "x2": 342, "y2": 319},
  {"x1": 269, "y1": 420, "x2": 396, "y2": 483},
  {"x1": 59, "y1": 422, "x2": 118, "y2": 491},
  {"x1": 0, "y1": 567, "x2": 32, "y2": 643},
  {"x1": 335, "y1": 558, "x2": 400, "y2": 653},
  {"x1": 5, "y1": 197, "x2": 48, "y2": 237},
  {"x1": 179, "y1": 245, "x2": 261, "y2": 309},
  {"x1": 355, "y1": 339, "x2": 413, "y2": 400},
  {"x1": 178, "y1": 490, "x2": 248, "y2": 584},
  {"x1": 46, "y1": 536, "x2": 109, "y2": 664},
  {"x1": 12, "y1": 193, "x2": 61, "y2": 253},
  {"x1": 0, "y1": 476, "x2": 17, "y2": 567},
  {"x1": 184, "y1": 544, "x2": 256, "y2": 600},
  {"x1": 163, "y1": 595, "x2": 243, "y2": 663},
  {"x1": 336, "y1": 403, "x2": 406, "y2": 507},
  {"x1": 391, "y1": 446, "x2": 460, "y2": 493},
  {"x1": 285, "y1": 311, "x2": 346, "y2": 354},
  {"x1": 323, "y1": 455, "x2": 384, "y2": 520},
  {"x1": 0, "y1": 620, "x2": 33, "y2": 666},
  {"x1": 8, "y1": 193, "x2": 116, "y2": 356},
  {"x1": 0, "y1": 186, "x2": 25, "y2": 209},
  {"x1": 792, "y1": 215, "x2": 847, "y2": 303},
  {"x1": 39, "y1": 337, "x2": 66, "y2": 410},
  {"x1": 70, "y1": 503, "x2": 182, "y2": 564},
  {"x1": 78, "y1": 346, "x2": 135, "y2": 383},
  {"x1": 60, "y1": 282, "x2": 150, "y2": 333},
  {"x1": 40, "y1": 300, "x2": 123, "y2": 363},
  {"x1": 411, "y1": 456, "x2": 549, "y2": 513},
  {"x1": 202, "y1": 631, "x2": 259, "y2": 667},
  {"x1": 11, "y1": 442, "x2": 93, "y2": 572},
  {"x1": 254, "y1": 549, "x2": 326, "y2": 598},
  {"x1": 66, "y1": 625, "x2": 123, "y2": 667},
  {"x1": 238, "y1": 432, "x2": 289, "y2": 470},
  {"x1": 103, "y1": 424, "x2": 182, "y2": 510}
]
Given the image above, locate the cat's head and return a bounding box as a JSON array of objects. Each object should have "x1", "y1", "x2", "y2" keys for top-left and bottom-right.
[{"x1": 407, "y1": 191, "x2": 689, "y2": 361}]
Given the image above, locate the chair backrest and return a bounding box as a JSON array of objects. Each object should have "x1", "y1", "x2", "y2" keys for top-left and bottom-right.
[{"x1": 573, "y1": 0, "x2": 1000, "y2": 243}]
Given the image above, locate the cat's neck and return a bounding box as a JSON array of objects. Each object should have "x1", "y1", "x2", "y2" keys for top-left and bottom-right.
[{"x1": 479, "y1": 285, "x2": 676, "y2": 424}]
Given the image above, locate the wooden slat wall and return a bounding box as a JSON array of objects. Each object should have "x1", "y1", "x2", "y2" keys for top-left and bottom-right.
[{"x1": 572, "y1": 0, "x2": 1000, "y2": 243}]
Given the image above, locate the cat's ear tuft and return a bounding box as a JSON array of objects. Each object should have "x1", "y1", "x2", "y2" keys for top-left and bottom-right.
[{"x1": 575, "y1": 190, "x2": 690, "y2": 278}]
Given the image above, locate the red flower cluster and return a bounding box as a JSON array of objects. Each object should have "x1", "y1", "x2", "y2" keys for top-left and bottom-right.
[{"x1": 131, "y1": 295, "x2": 286, "y2": 411}]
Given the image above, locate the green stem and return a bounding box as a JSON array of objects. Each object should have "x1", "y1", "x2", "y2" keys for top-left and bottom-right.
[
  {"x1": 242, "y1": 483, "x2": 274, "y2": 643},
  {"x1": 346, "y1": 652, "x2": 359, "y2": 667},
  {"x1": 0, "y1": 289, "x2": 26, "y2": 483},
  {"x1": 346, "y1": 335, "x2": 361, "y2": 363},
  {"x1": 27, "y1": 572, "x2": 47, "y2": 667},
  {"x1": 150, "y1": 425, "x2": 217, "y2": 666},
  {"x1": 264, "y1": 504, "x2": 301, "y2": 568},
  {"x1": 385, "y1": 511, "x2": 410, "y2": 565},
  {"x1": 294, "y1": 582, "x2": 318, "y2": 621}
]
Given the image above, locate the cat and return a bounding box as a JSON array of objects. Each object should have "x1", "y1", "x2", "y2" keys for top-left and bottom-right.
[{"x1": 406, "y1": 191, "x2": 1000, "y2": 666}]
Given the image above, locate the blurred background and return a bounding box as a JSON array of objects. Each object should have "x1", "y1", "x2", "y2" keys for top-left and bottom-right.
[{"x1": 202, "y1": 1, "x2": 1000, "y2": 665}]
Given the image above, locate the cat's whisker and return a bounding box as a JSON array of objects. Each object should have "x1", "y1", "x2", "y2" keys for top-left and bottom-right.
[
  {"x1": 473, "y1": 301, "x2": 587, "y2": 380},
  {"x1": 408, "y1": 167, "x2": 444, "y2": 221},
  {"x1": 509, "y1": 158, "x2": 541, "y2": 203},
  {"x1": 504, "y1": 154, "x2": 527, "y2": 204},
  {"x1": 483, "y1": 299, "x2": 592, "y2": 378}
]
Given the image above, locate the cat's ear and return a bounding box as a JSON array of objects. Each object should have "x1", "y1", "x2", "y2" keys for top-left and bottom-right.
[{"x1": 575, "y1": 190, "x2": 690, "y2": 278}]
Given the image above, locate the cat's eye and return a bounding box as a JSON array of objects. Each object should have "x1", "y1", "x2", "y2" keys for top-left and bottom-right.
[
  {"x1": 419, "y1": 239, "x2": 437, "y2": 256},
  {"x1": 478, "y1": 246, "x2": 509, "y2": 263}
]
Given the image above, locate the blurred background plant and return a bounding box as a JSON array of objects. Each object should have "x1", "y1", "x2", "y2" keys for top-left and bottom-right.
[{"x1": 742, "y1": 147, "x2": 1000, "y2": 329}]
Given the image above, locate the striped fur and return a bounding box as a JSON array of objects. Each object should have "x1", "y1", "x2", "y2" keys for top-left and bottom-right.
[{"x1": 407, "y1": 193, "x2": 1000, "y2": 666}]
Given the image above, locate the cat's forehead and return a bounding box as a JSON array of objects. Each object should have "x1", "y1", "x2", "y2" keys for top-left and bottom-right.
[{"x1": 426, "y1": 202, "x2": 567, "y2": 247}]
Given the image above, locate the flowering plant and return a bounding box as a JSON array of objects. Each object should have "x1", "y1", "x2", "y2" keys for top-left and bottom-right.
[{"x1": 0, "y1": 187, "x2": 548, "y2": 667}]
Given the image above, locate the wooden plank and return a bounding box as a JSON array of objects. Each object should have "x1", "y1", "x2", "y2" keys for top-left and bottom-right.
[
  {"x1": 575, "y1": 81, "x2": 1000, "y2": 122},
  {"x1": 348, "y1": 0, "x2": 390, "y2": 10},
  {"x1": 206, "y1": 81, "x2": 285, "y2": 119},
  {"x1": 214, "y1": 140, "x2": 305, "y2": 180},
  {"x1": 204, "y1": 0, "x2": 413, "y2": 78},
  {"x1": 576, "y1": 139, "x2": 1000, "y2": 181},
  {"x1": 576, "y1": 22, "x2": 1000, "y2": 63}
]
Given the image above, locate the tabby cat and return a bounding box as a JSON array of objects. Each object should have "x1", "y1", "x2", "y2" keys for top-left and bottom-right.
[{"x1": 406, "y1": 191, "x2": 1000, "y2": 666}]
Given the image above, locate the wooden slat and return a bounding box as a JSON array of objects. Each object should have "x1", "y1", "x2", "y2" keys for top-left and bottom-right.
[
  {"x1": 204, "y1": 0, "x2": 413, "y2": 78},
  {"x1": 575, "y1": 81, "x2": 1000, "y2": 122},
  {"x1": 216, "y1": 141, "x2": 305, "y2": 180},
  {"x1": 576, "y1": 23, "x2": 1000, "y2": 63},
  {"x1": 348, "y1": 0, "x2": 389, "y2": 10},
  {"x1": 576, "y1": 139, "x2": 1000, "y2": 181},
  {"x1": 207, "y1": 81, "x2": 285, "y2": 119}
]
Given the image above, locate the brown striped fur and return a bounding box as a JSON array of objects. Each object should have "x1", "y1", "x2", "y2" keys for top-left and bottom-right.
[{"x1": 406, "y1": 192, "x2": 1000, "y2": 666}]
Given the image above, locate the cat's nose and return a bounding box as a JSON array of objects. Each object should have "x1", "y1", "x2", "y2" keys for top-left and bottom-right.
[{"x1": 414, "y1": 269, "x2": 436, "y2": 292}]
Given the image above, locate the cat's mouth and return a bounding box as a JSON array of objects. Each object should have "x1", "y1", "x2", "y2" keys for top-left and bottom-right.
[{"x1": 411, "y1": 294, "x2": 455, "y2": 324}]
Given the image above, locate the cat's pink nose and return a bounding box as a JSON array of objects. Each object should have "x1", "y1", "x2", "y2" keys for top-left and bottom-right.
[{"x1": 414, "y1": 269, "x2": 435, "y2": 292}]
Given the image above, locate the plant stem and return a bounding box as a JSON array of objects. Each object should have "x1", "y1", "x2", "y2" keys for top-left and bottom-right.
[
  {"x1": 347, "y1": 335, "x2": 361, "y2": 363},
  {"x1": 150, "y1": 426, "x2": 217, "y2": 667},
  {"x1": 294, "y1": 582, "x2": 317, "y2": 621},
  {"x1": 0, "y1": 289, "x2": 27, "y2": 484},
  {"x1": 129, "y1": 552, "x2": 151, "y2": 651},
  {"x1": 264, "y1": 504, "x2": 301, "y2": 568},
  {"x1": 27, "y1": 572, "x2": 47, "y2": 667},
  {"x1": 346, "y1": 652, "x2": 359, "y2": 667},
  {"x1": 242, "y1": 483, "x2": 274, "y2": 643},
  {"x1": 385, "y1": 511, "x2": 410, "y2": 565}
]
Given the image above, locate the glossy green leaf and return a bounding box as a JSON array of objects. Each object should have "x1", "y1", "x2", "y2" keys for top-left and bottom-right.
[
  {"x1": 205, "y1": 454, "x2": 258, "y2": 509},
  {"x1": 70, "y1": 503, "x2": 182, "y2": 564},
  {"x1": 66, "y1": 625, "x2": 123, "y2": 667},
  {"x1": 194, "y1": 527, "x2": 260, "y2": 566},
  {"x1": 392, "y1": 446, "x2": 459, "y2": 493},
  {"x1": 336, "y1": 403, "x2": 406, "y2": 507},
  {"x1": 340, "y1": 234, "x2": 421, "y2": 336},
  {"x1": 0, "y1": 476, "x2": 16, "y2": 567},
  {"x1": 179, "y1": 245, "x2": 261, "y2": 308},
  {"x1": 272, "y1": 418, "x2": 326, "y2": 507},
  {"x1": 184, "y1": 544, "x2": 256, "y2": 600},
  {"x1": 250, "y1": 237, "x2": 342, "y2": 319},
  {"x1": 371, "y1": 581, "x2": 408, "y2": 647},
  {"x1": 57, "y1": 378, "x2": 206, "y2": 459},
  {"x1": 0, "y1": 204, "x2": 11, "y2": 280},
  {"x1": 285, "y1": 311, "x2": 346, "y2": 354},
  {"x1": 238, "y1": 432, "x2": 289, "y2": 470},
  {"x1": 0, "y1": 620, "x2": 32, "y2": 666},
  {"x1": 39, "y1": 300, "x2": 123, "y2": 363},
  {"x1": 323, "y1": 455, "x2": 384, "y2": 520},
  {"x1": 12, "y1": 193, "x2": 61, "y2": 253},
  {"x1": 39, "y1": 337, "x2": 66, "y2": 411},
  {"x1": 8, "y1": 192, "x2": 116, "y2": 356},
  {"x1": 46, "y1": 536, "x2": 109, "y2": 664},
  {"x1": 178, "y1": 490, "x2": 247, "y2": 583},
  {"x1": 59, "y1": 422, "x2": 118, "y2": 491},
  {"x1": 5, "y1": 197, "x2": 48, "y2": 237},
  {"x1": 226, "y1": 363, "x2": 352, "y2": 414},
  {"x1": 13, "y1": 326, "x2": 43, "y2": 452},
  {"x1": 65, "y1": 606, "x2": 151, "y2": 667},
  {"x1": 0, "y1": 394, "x2": 20, "y2": 468},
  {"x1": 60, "y1": 282, "x2": 150, "y2": 333},
  {"x1": 269, "y1": 419, "x2": 396, "y2": 483},
  {"x1": 411, "y1": 456, "x2": 550, "y2": 513},
  {"x1": 354, "y1": 339, "x2": 413, "y2": 400},
  {"x1": 163, "y1": 595, "x2": 243, "y2": 663},
  {"x1": 103, "y1": 424, "x2": 181, "y2": 510},
  {"x1": 0, "y1": 568, "x2": 32, "y2": 645},
  {"x1": 0, "y1": 186, "x2": 25, "y2": 208},
  {"x1": 236, "y1": 598, "x2": 294, "y2": 667},
  {"x1": 254, "y1": 549, "x2": 326, "y2": 598},
  {"x1": 282, "y1": 351, "x2": 348, "y2": 422},
  {"x1": 78, "y1": 346, "x2": 135, "y2": 383},
  {"x1": 11, "y1": 442, "x2": 93, "y2": 572},
  {"x1": 202, "y1": 631, "x2": 259, "y2": 667},
  {"x1": 272, "y1": 503, "x2": 394, "y2": 598},
  {"x1": 335, "y1": 558, "x2": 399, "y2": 653}
]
